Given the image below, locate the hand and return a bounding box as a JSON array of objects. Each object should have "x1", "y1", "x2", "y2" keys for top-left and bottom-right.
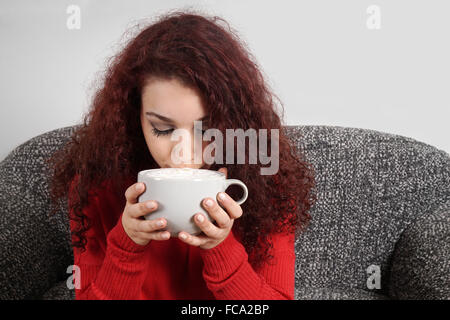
[
  {"x1": 177, "y1": 168, "x2": 243, "y2": 250},
  {"x1": 122, "y1": 182, "x2": 171, "y2": 246}
]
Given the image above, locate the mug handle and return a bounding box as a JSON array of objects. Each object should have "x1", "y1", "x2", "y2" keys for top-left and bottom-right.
[{"x1": 223, "y1": 179, "x2": 248, "y2": 205}]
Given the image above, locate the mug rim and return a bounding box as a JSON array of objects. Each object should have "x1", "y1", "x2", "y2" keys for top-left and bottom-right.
[{"x1": 138, "y1": 168, "x2": 226, "y2": 180}]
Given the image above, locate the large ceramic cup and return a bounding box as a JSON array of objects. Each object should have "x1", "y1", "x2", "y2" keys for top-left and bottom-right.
[{"x1": 137, "y1": 168, "x2": 248, "y2": 237}]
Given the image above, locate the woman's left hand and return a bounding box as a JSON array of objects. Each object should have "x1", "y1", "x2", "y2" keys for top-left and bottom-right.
[{"x1": 177, "y1": 167, "x2": 243, "y2": 250}]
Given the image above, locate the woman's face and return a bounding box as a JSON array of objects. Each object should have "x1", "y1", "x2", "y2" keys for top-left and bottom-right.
[{"x1": 140, "y1": 77, "x2": 211, "y2": 169}]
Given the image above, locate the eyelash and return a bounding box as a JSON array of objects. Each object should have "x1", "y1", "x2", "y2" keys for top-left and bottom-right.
[
  {"x1": 152, "y1": 127, "x2": 174, "y2": 137},
  {"x1": 151, "y1": 126, "x2": 206, "y2": 137}
]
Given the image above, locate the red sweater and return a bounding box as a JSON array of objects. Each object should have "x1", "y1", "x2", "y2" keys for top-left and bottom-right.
[{"x1": 69, "y1": 176, "x2": 295, "y2": 300}]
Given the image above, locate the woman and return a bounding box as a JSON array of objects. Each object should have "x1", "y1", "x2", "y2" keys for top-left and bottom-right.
[{"x1": 48, "y1": 10, "x2": 316, "y2": 300}]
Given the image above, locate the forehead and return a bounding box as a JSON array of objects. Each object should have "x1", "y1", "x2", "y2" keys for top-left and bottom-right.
[{"x1": 141, "y1": 78, "x2": 206, "y2": 118}]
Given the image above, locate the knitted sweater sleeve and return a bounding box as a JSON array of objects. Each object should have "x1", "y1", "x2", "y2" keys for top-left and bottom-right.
[
  {"x1": 69, "y1": 178, "x2": 152, "y2": 300},
  {"x1": 200, "y1": 230, "x2": 296, "y2": 300},
  {"x1": 71, "y1": 214, "x2": 154, "y2": 300}
]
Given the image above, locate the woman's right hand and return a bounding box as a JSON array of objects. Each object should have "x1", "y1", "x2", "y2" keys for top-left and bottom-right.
[{"x1": 122, "y1": 182, "x2": 170, "y2": 246}]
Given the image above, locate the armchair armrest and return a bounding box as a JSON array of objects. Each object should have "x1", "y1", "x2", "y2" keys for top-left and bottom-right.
[
  {"x1": 40, "y1": 280, "x2": 75, "y2": 300},
  {"x1": 388, "y1": 201, "x2": 450, "y2": 299}
]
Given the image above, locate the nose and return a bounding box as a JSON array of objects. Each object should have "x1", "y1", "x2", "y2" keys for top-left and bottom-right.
[{"x1": 172, "y1": 130, "x2": 203, "y2": 167}]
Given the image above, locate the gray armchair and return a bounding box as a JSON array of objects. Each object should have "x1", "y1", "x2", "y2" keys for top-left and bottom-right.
[{"x1": 0, "y1": 125, "x2": 449, "y2": 299}]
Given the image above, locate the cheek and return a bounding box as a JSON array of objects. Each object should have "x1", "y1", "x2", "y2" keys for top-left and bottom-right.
[
  {"x1": 147, "y1": 137, "x2": 172, "y2": 160},
  {"x1": 141, "y1": 125, "x2": 171, "y2": 162}
]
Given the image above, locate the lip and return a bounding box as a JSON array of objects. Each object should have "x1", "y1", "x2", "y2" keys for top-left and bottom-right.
[{"x1": 163, "y1": 163, "x2": 210, "y2": 169}]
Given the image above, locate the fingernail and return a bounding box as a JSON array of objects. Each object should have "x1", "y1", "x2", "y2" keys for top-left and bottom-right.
[
  {"x1": 146, "y1": 201, "x2": 156, "y2": 209},
  {"x1": 197, "y1": 214, "x2": 204, "y2": 222},
  {"x1": 157, "y1": 219, "x2": 164, "y2": 227},
  {"x1": 180, "y1": 233, "x2": 187, "y2": 240},
  {"x1": 219, "y1": 192, "x2": 226, "y2": 200},
  {"x1": 136, "y1": 183, "x2": 143, "y2": 191},
  {"x1": 205, "y1": 199, "x2": 213, "y2": 207}
]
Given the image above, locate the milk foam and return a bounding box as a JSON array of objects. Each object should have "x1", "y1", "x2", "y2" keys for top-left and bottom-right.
[{"x1": 143, "y1": 168, "x2": 223, "y2": 180}]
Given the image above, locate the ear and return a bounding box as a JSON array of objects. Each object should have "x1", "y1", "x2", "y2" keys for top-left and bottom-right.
[{"x1": 218, "y1": 167, "x2": 228, "y2": 178}]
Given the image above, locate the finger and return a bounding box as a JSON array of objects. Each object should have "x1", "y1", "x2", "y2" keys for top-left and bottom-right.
[
  {"x1": 217, "y1": 192, "x2": 243, "y2": 219},
  {"x1": 136, "y1": 230, "x2": 171, "y2": 241},
  {"x1": 135, "y1": 218, "x2": 167, "y2": 233},
  {"x1": 128, "y1": 200, "x2": 158, "y2": 219},
  {"x1": 194, "y1": 212, "x2": 223, "y2": 238},
  {"x1": 203, "y1": 198, "x2": 232, "y2": 228},
  {"x1": 218, "y1": 167, "x2": 227, "y2": 178},
  {"x1": 125, "y1": 182, "x2": 146, "y2": 205},
  {"x1": 178, "y1": 232, "x2": 208, "y2": 247}
]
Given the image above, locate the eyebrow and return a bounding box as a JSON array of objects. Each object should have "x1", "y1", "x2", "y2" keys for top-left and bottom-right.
[{"x1": 145, "y1": 111, "x2": 208, "y2": 124}]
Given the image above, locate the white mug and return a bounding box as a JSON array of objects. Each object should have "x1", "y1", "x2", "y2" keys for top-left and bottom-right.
[{"x1": 137, "y1": 168, "x2": 248, "y2": 237}]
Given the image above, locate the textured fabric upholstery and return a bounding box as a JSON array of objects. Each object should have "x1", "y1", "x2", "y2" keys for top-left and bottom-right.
[
  {"x1": 0, "y1": 125, "x2": 448, "y2": 300},
  {"x1": 0, "y1": 126, "x2": 76, "y2": 300},
  {"x1": 388, "y1": 200, "x2": 450, "y2": 299},
  {"x1": 285, "y1": 126, "x2": 450, "y2": 300}
]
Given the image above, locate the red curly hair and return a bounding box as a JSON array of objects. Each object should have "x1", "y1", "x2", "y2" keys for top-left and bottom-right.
[{"x1": 47, "y1": 9, "x2": 316, "y2": 270}]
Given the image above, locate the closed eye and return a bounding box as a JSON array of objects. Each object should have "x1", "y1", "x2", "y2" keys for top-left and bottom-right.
[
  {"x1": 150, "y1": 122, "x2": 206, "y2": 138},
  {"x1": 152, "y1": 127, "x2": 174, "y2": 137}
]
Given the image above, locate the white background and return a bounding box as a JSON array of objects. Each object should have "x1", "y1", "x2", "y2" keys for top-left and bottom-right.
[{"x1": 1, "y1": 0, "x2": 449, "y2": 161}]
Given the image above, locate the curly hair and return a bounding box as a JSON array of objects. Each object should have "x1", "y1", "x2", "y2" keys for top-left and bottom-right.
[{"x1": 47, "y1": 9, "x2": 316, "y2": 270}]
